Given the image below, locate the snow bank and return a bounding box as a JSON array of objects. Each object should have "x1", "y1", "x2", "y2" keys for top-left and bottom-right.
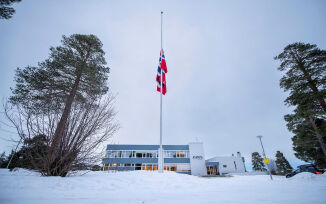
[
  {"x1": 0, "y1": 168, "x2": 40, "y2": 176},
  {"x1": 290, "y1": 172, "x2": 326, "y2": 180},
  {"x1": 229, "y1": 171, "x2": 269, "y2": 176},
  {"x1": 0, "y1": 169, "x2": 325, "y2": 204}
]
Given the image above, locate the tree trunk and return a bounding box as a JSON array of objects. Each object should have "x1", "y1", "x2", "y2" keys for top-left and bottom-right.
[
  {"x1": 299, "y1": 64, "x2": 326, "y2": 112},
  {"x1": 46, "y1": 68, "x2": 83, "y2": 173},
  {"x1": 308, "y1": 116, "x2": 326, "y2": 164}
]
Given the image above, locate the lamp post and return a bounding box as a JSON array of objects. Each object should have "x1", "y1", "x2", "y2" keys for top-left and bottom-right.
[{"x1": 257, "y1": 135, "x2": 273, "y2": 180}]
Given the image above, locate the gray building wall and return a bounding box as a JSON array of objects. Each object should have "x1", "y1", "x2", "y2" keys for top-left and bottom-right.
[{"x1": 103, "y1": 158, "x2": 190, "y2": 164}]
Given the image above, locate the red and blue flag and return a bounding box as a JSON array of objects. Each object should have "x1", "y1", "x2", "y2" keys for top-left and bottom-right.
[{"x1": 156, "y1": 49, "x2": 167, "y2": 95}]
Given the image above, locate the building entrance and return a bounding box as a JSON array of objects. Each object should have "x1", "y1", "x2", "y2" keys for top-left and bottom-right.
[{"x1": 206, "y1": 165, "x2": 219, "y2": 175}]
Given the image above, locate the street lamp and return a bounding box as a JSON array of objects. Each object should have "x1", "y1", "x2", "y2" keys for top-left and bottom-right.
[{"x1": 257, "y1": 135, "x2": 273, "y2": 180}]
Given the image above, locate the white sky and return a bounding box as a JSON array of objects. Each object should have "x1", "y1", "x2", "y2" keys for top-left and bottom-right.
[{"x1": 0, "y1": 0, "x2": 326, "y2": 169}]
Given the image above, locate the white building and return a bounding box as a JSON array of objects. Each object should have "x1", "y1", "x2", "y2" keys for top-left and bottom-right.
[
  {"x1": 206, "y1": 152, "x2": 246, "y2": 174},
  {"x1": 103, "y1": 142, "x2": 246, "y2": 176}
]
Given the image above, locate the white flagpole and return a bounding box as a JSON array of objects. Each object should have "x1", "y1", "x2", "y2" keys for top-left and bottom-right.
[{"x1": 158, "y1": 11, "x2": 164, "y2": 173}]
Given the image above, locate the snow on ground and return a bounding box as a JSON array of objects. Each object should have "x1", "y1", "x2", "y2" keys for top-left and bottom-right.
[{"x1": 0, "y1": 169, "x2": 325, "y2": 204}]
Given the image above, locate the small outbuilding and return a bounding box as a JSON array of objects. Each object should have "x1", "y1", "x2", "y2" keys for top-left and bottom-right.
[{"x1": 206, "y1": 152, "x2": 246, "y2": 174}]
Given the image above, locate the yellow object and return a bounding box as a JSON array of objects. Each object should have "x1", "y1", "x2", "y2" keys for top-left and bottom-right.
[{"x1": 264, "y1": 158, "x2": 270, "y2": 164}]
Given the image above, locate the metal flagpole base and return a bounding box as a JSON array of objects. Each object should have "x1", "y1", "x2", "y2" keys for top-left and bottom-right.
[{"x1": 158, "y1": 147, "x2": 163, "y2": 173}]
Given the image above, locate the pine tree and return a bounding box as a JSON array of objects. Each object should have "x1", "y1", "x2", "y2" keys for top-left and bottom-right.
[
  {"x1": 9, "y1": 34, "x2": 111, "y2": 176},
  {"x1": 0, "y1": 0, "x2": 21, "y2": 19},
  {"x1": 290, "y1": 118, "x2": 326, "y2": 168},
  {"x1": 4, "y1": 150, "x2": 21, "y2": 169},
  {"x1": 0, "y1": 152, "x2": 6, "y2": 168},
  {"x1": 10, "y1": 34, "x2": 109, "y2": 114},
  {"x1": 18, "y1": 135, "x2": 49, "y2": 170},
  {"x1": 275, "y1": 151, "x2": 293, "y2": 175},
  {"x1": 275, "y1": 42, "x2": 326, "y2": 164},
  {"x1": 251, "y1": 152, "x2": 266, "y2": 171}
]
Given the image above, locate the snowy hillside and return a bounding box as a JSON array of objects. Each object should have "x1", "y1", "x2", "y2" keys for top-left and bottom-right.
[{"x1": 0, "y1": 169, "x2": 325, "y2": 204}]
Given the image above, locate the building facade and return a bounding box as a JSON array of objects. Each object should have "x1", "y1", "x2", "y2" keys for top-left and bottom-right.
[
  {"x1": 103, "y1": 142, "x2": 219, "y2": 176},
  {"x1": 103, "y1": 142, "x2": 245, "y2": 176},
  {"x1": 103, "y1": 144, "x2": 191, "y2": 173}
]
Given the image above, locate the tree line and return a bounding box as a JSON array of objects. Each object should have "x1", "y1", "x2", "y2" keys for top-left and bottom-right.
[
  {"x1": 0, "y1": 135, "x2": 102, "y2": 171},
  {"x1": 251, "y1": 151, "x2": 292, "y2": 175}
]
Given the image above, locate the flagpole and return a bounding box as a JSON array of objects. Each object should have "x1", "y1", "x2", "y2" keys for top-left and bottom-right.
[{"x1": 159, "y1": 11, "x2": 164, "y2": 173}]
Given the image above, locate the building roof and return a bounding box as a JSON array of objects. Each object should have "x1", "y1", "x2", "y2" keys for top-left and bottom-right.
[{"x1": 106, "y1": 144, "x2": 189, "y2": 151}]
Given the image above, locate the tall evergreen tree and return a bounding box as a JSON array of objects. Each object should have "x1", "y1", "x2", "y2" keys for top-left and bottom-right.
[
  {"x1": 9, "y1": 34, "x2": 111, "y2": 176},
  {"x1": 275, "y1": 42, "x2": 326, "y2": 163},
  {"x1": 10, "y1": 34, "x2": 109, "y2": 113},
  {"x1": 251, "y1": 152, "x2": 266, "y2": 171},
  {"x1": 275, "y1": 151, "x2": 293, "y2": 175},
  {"x1": 0, "y1": 0, "x2": 21, "y2": 19}
]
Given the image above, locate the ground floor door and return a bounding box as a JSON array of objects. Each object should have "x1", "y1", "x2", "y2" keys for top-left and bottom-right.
[{"x1": 206, "y1": 165, "x2": 219, "y2": 175}]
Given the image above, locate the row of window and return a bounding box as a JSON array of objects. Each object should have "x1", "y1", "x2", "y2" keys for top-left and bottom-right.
[
  {"x1": 105, "y1": 163, "x2": 191, "y2": 172},
  {"x1": 106, "y1": 150, "x2": 189, "y2": 158}
]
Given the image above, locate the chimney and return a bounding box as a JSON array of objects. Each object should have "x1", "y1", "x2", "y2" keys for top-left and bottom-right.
[{"x1": 237, "y1": 152, "x2": 241, "y2": 157}]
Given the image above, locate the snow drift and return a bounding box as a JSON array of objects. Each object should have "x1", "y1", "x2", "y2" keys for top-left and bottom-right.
[{"x1": 0, "y1": 169, "x2": 325, "y2": 204}]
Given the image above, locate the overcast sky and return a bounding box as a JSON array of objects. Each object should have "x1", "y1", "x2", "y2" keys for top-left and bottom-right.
[{"x1": 1, "y1": 0, "x2": 326, "y2": 169}]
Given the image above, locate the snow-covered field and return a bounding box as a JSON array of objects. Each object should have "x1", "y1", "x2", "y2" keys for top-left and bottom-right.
[{"x1": 0, "y1": 169, "x2": 325, "y2": 204}]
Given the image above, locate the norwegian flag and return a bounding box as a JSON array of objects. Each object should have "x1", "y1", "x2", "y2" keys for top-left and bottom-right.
[{"x1": 156, "y1": 49, "x2": 167, "y2": 95}]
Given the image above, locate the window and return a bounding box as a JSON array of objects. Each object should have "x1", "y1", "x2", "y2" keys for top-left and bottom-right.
[
  {"x1": 177, "y1": 151, "x2": 185, "y2": 158},
  {"x1": 112, "y1": 151, "x2": 119, "y2": 158},
  {"x1": 135, "y1": 164, "x2": 141, "y2": 170},
  {"x1": 107, "y1": 151, "x2": 121, "y2": 158},
  {"x1": 164, "y1": 151, "x2": 176, "y2": 158},
  {"x1": 153, "y1": 164, "x2": 158, "y2": 170},
  {"x1": 153, "y1": 151, "x2": 158, "y2": 158},
  {"x1": 122, "y1": 151, "x2": 132, "y2": 158},
  {"x1": 176, "y1": 164, "x2": 191, "y2": 172},
  {"x1": 307, "y1": 167, "x2": 315, "y2": 173},
  {"x1": 163, "y1": 163, "x2": 189, "y2": 171},
  {"x1": 164, "y1": 150, "x2": 189, "y2": 158},
  {"x1": 146, "y1": 153, "x2": 153, "y2": 158},
  {"x1": 140, "y1": 163, "x2": 158, "y2": 171},
  {"x1": 107, "y1": 150, "x2": 159, "y2": 158},
  {"x1": 164, "y1": 165, "x2": 177, "y2": 171},
  {"x1": 109, "y1": 163, "x2": 120, "y2": 167}
]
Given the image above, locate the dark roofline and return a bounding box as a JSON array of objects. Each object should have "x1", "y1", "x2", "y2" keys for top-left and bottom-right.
[{"x1": 106, "y1": 144, "x2": 189, "y2": 151}]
